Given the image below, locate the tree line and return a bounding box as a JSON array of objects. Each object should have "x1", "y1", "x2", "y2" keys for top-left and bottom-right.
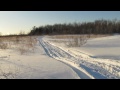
[{"x1": 28, "y1": 19, "x2": 120, "y2": 35}]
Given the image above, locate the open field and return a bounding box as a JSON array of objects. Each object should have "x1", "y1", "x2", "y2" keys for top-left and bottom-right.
[{"x1": 0, "y1": 34, "x2": 120, "y2": 79}]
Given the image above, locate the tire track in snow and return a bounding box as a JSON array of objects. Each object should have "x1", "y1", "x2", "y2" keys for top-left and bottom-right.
[
  {"x1": 40, "y1": 36, "x2": 120, "y2": 79},
  {"x1": 45, "y1": 38, "x2": 120, "y2": 79},
  {"x1": 39, "y1": 37, "x2": 94, "y2": 79}
]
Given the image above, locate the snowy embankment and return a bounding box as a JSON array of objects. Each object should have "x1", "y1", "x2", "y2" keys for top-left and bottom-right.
[
  {"x1": 42, "y1": 35, "x2": 120, "y2": 79},
  {"x1": 78, "y1": 35, "x2": 120, "y2": 60}
]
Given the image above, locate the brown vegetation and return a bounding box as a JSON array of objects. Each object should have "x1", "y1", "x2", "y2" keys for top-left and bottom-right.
[{"x1": 0, "y1": 36, "x2": 38, "y2": 54}]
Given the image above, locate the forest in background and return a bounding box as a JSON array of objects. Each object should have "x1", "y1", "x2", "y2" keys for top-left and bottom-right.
[
  {"x1": 29, "y1": 19, "x2": 120, "y2": 35},
  {"x1": 1, "y1": 19, "x2": 120, "y2": 37}
]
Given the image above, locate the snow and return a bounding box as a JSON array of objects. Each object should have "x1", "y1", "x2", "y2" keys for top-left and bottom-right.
[
  {"x1": 0, "y1": 38, "x2": 80, "y2": 79},
  {"x1": 44, "y1": 35, "x2": 120, "y2": 79},
  {"x1": 1, "y1": 35, "x2": 120, "y2": 79},
  {"x1": 77, "y1": 35, "x2": 120, "y2": 60}
]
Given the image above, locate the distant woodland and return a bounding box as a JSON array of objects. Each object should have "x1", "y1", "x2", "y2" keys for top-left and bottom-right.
[{"x1": 28, "y1": 19, "x2": 120, "y2": 35}]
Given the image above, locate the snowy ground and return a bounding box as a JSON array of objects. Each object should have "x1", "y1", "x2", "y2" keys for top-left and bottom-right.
[
  {"x1": 77, "y1": 35, "x2": 120, "y2": 60},
  {"x1": 44, "y1": 35, "x2": 120, "y2": 79},
  {"x1": 0, "y1": 37, "x2": 80, "y2": 79},
  {"x1": 0, "y1": 35, "x2": 120, "y2": 79}
]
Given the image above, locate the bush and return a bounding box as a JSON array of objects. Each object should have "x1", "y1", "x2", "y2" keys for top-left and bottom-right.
[
  {"x1": 66, "y1": 35, "x2": 89, "y2": 47},
  {"x1": 17, "y1": 36, "x2": 37, "y2": 55},
  {"x1": 0, "y1": 43, "x2": 8, "y2": 49}
]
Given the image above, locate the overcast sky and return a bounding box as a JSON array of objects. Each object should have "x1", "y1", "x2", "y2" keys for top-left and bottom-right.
[{"x1": 0, "y1": 11, "x2": 120, "y2": 35}]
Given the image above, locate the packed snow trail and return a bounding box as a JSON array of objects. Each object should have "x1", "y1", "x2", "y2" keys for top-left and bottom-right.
[
  {"x1": 39, "y1": 36, "x2": 120, "y2": 79},
  {"x1": 39, "y1": 37, "x2": 94, "y2": 79}
]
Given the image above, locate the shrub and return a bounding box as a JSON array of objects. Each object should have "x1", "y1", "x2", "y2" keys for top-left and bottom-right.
[
  {"x1": 0, "y1": 43, "x2": 8, "y2": 49},
  {"x1": 66, "y1": 35, "x2": 89, "y2": 47}
]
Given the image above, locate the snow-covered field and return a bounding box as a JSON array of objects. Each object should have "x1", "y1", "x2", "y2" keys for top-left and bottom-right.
[
  {"x1": 0, "y1": 36, "x2": 80, "y2": 79},
  {"x1": 44, "y1": 35, "x2": 120, "y2": 79},
  {"x1": 77, "y1": 35, "x2": 120, "y2": 60},
  {"x1": 0, "y1": 35, "x2": 120, "y2": 79}
]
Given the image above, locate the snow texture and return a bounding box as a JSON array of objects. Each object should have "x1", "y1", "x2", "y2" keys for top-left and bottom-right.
[{"x1": 0, "y1": 35, "x2": 120, "y2": 79}]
